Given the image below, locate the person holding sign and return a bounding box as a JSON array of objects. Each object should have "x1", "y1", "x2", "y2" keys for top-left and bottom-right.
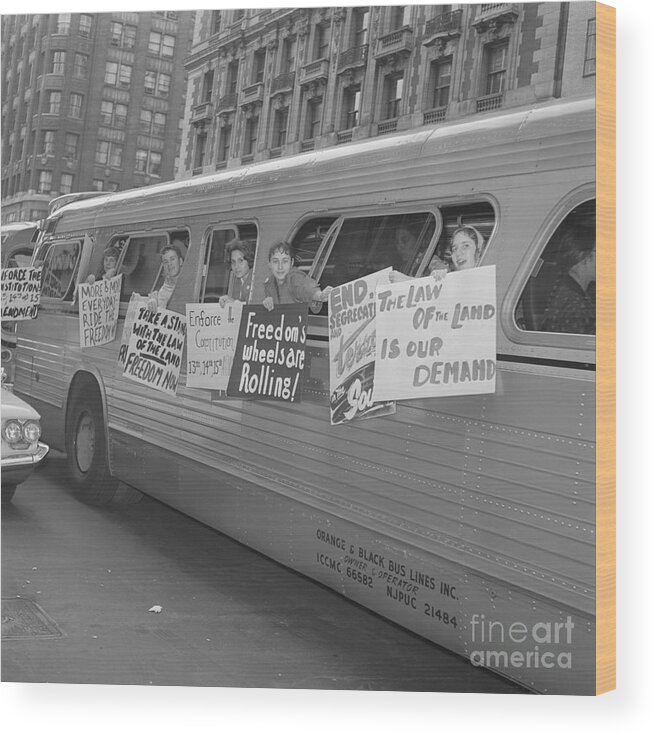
[
  {"x1": 219, "y1": 239, "x2": 253, "y2": 307},
  {"x1": 86, "y1": 246, "x2": 120, "y2": 284},
  {"x1": 147, "y1": 242, "x2": 184, "y2": 312},
  {"x1": 262, "y1": 241, "x2": 332, "y2": 312},
  {"x1": 389, "y1": 225, "x2": 485, "y2": 283}
]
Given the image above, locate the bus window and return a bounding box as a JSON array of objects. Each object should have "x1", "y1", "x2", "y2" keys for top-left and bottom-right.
[
  {"x1": 515, "y1": 199, "x2": 595, "y2": 334},
  {"x1": 202, "y1": 228, "x2": 237, "y2": 303},
  {"x1": 6, "y1": 248, "x2": 34, "y2": 268},
  {"x1": 201, "y1": 224, "x2": 259, "y2": 303},
  {"x1": 40, "y1": 240, "x2": 82, "y2": 299},
  {"x1": 289, "y1": 217, "x2": 338, "y2": 273},
  {"x1": 430, "y1": 202, "x2": 496, "y2": 270},
  {"x1": 118, "y1": 232, "x2": 188, "y2": 302}
]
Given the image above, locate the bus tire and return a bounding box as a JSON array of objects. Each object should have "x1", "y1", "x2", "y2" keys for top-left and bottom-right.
[
  {"x1": 65, "y1": 390, "x2": 118, "y2": 505},
  {"x1": 1, "y1": 484, "x2": 17, "y2": 504}
]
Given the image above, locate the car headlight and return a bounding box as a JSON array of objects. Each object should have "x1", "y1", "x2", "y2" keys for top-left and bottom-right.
[
  {"x1": 22, "y1": 420, "x2": 41, "y2": 443},
  {"x1": 3, "y1": 420, "x2": 24, "y2": 444}
]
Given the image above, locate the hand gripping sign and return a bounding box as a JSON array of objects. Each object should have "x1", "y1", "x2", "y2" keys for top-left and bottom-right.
[{"x1": 372, "y1": 266, "x2": 497, "y2": 402}]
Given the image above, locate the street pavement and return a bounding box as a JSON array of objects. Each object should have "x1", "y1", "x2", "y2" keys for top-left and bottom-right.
[{"x1": 2, "y1": 450, "x2": 524, "y2": 692}]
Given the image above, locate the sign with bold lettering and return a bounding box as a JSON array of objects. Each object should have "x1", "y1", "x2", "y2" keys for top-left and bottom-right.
[
  {"x1": 328, "y1": 269, "x2": 395, "y2": 425},
  {"x1": 372, "y1": 265, "x2": 497, "y2": 401},
  {"x1": 185, "y1": 302, "x2": 243, "y2": 390},
  {"x1": 118, "y1": 293, "x2": 149, "y2": 367},
  {"x1": 227, "y1": 304, "x2": 307, "y2": 402},
  {"x1": 122, "y1": 306, "x2": 186, "y2": 395},
  {"x1": 78, "y1": 274, "x2": 122, "y2": 348},
  {"x1": 1, "y1": 267, "x2": 42, "y2": 320}
]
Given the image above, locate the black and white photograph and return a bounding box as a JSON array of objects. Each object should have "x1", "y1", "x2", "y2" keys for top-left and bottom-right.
[{"x1": 0, "y1": 0, "x2": 629, "y2": 720}]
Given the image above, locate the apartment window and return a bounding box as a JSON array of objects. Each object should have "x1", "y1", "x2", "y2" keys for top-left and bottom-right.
[
  {"x1": 109, "y1": 144, "x2": 123, "y2": 168},
  {"x1": 314, "y1": 24, "x2": 329, "y2": 60},
  {"x1": 92, "y1": 179, "x2": 104, "y2": 191},
  {"x1": 64, "y1": 133, "x2": 78, "y2": 158},
  {"x1": 149, "y1": 151, "x2": 161, "y2": 177},
  {"x1": 227, "y1": 61, "x2": 239, "y2": 96},
  {"x1": 110, "y1": 22, "x2": 136, "y2": 49},
  {"x1": 273, "y1": 107, "x2": 289, "y2": 148},
  {"x1": 157, "y1": 73, "x2": 170, "y2": 97},
  {"x1": 105, "y1": 62, "x2": 118, "y2": 85},
  {"x1": 101, "y1": 100, "x2": 127, "y2": 128},
  {"x1": 79, "y1": 14, "x2": 93, "y2": 38},
  {"x1": 38, "y1": 170, "x2": 52, "y2": 194},
  {"x1": 46, "y1": 90, "x2": 61, "y2": 115},
  {"x1": 41, "y1": 130, "x2": 56, "y2": 156},
  {"x1": 144, "y1": 71, "x2": 156, "y2": 95},
  {"x1": 118, "y1": 64, "x2": 132, "y2": 88},
  {"x1": 96, "y1": 141, "x2": 122, "y2": 168},
  {"x1": 211, "y1": 11, "x2": 221, "y2": 35},
  {"x1": 95, "y1": 141, "x2": 110, "y2": 165},
  {"x1": 149, "y1": 32, "x2": 175, "y2": 58},
  {"x1": 431, "y1": 58, "x2": 452, "y2": 108},
  {"x1": 60, "y1": 172, "x2": 73, "y2": 194},
  {"x1": 139, "y1": 109, "x2": 152, "y2": 133},
  {"x1": 69, "y1": 93, "x2": 83, "y2": 118},
  {"x1": 282, "y1": 37, "x2": 296, "y2": 74},
  {"x1": 218, "y1": 125, "x2": 232, "y2": 162},
  {"x1": 485, "y1": 42, "x2": 508, "y2": 95},
  {"x1": 152, "y1": 112, "x2": 166, "y2": 136},
  {"x1": 73, "y1": 53, "x2": 88, "y2": 78},
  {"x1": 305, "y1": 97, "x2": 323, "y2": 139},
  {"x1": 353, "y1": 8, "x2": 369, "y2": 46},
  {"x1": 245, "y1": 117, "x2": 259, "y2": 155},
  {"x1": 389, "y1": 6, "x2": 408, "y2": 30},
  {"x1": 56, "y1": 13, "x2": 71, "y2": 35},
  {"x1": 253, "y1": 49, "x2": 266, "y2": 84},
  {"x1": 342, "y1": 87, "x2": 361, "y2": 129},
  {"x1": 50, "y1": 51, "x2": 66, "y2": 75},
  {"x1": 583, "y1": 18, "x2": 596, "y2": 76},
  {"x1": 383, "y1": 75, "x2": 403, "y2": 119},
  {"x1": 202, "y1": 69, "x2": 214, "y2": 103},
  {"x1": 194, "y1": 130, "x2": 207, "y2": 168},
  {"x1": 135, "y1": 148, "x2": 147, "y2": 173}
]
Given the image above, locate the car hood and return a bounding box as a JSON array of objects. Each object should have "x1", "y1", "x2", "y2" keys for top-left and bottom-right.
[{"x1": 1, "y1": 387, "x2": 41, "y2": 421}]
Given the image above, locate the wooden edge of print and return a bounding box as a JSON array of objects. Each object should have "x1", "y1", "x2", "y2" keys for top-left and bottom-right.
[{"x1": 595, "y1": 1, "x2": 616, "y2": 696}]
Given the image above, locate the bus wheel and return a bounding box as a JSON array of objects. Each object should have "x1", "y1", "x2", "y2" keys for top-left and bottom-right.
[
  {"x1": 1, "y1": 485, "x2": 17, "y2": 504},
  {"x1": 65, "y1": 392, "x2": 118, "y2": 505}
]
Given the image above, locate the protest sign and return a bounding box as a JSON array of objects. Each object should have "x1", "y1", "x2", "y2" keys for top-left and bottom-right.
[
  {"x1": 328, "y1": 268, "x2": 395, "y2": 425},
  {"x1": 78, "y1": 274, "x2": 122, "y2": 348},
  {"x1": 185, "y1": 301, "x2": 243, "y2": 390},
  {"x1": 227, "y1": 304, "x2": 307, "y2": 402},
  {"x1": 118, "y1": 293, "x2": 150, "y2": 367},
  {"x1": 1, "y1": 267, "x2": 42, "y2": 320},
  {"x1": 122, "y1": 306, "x2": 186, "y2": 395},
  {"x1": 372, "y1": 265, "x2": 497, "y2": 402}
]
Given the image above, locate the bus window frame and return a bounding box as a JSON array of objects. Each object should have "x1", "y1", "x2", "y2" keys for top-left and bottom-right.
[
  {"x1": 199, "y1": 221, "x2": 259, "y2": 304},
  {"x1": 502, "y1": 186, "x2": 596, "y2": 356},
  {"x1": 39, "y1": 237, "x2": 84, "y2": 303},
  {"x1": 113, "y1": 228, "x2": 190, "y2": 303},
  {"x1": 308, "y1": 205, "x2": 444, "y2": 285}
]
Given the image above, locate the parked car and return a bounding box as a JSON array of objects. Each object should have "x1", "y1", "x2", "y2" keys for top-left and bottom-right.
[{"x1": 1, "y1": 372, "x2": 49, "y2": 503}]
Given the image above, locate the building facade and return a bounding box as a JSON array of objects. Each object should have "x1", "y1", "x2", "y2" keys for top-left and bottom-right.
[
  {"x1": 179, "y1": 3, "x2": 596, "y2": 178},
  {"x1": 1, "y1": 10, "x2": 194, "y2": 224}
]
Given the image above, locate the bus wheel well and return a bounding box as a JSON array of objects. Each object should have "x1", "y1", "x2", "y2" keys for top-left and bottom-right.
[{"x1": 65, "y1": 372, "x2": 118, "y2": 505}]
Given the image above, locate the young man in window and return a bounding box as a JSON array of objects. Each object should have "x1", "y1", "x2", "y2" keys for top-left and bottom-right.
[{"x1": 147, "y1": 242, "x2": 185, "y2": 311}]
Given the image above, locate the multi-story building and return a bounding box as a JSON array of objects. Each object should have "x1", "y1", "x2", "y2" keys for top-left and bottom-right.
[
  {"x1": 180, "y1": 4, "x2": 596, "y2": 177},
  {"x1": 1, "y1": 10, "x2": 194, "y2": 224}
]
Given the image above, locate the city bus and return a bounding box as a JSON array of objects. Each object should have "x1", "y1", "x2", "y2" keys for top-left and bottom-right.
[{"x1": 13, "y1": 96, "x2": 596, "y2": 694}]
